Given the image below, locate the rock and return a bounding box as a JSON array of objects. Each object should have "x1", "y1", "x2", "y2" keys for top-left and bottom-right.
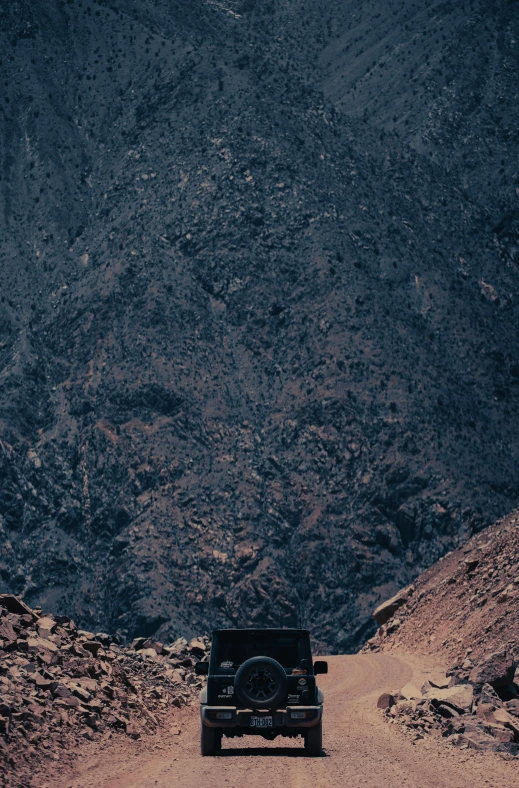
[
  {"x1": 447, "y1": 718, "x2": 466, "y2": 734},
  {"x1": 377, "y1": 692, "x2": 396, "y2": 710},
  {"x1": 125, "y1": 723, "x2": 140, "y2": 739},
  {"x1": 31, "y1": 674, "x2": 53, "y2": 690},
  {"x1": 141, "y1": 639, "x2": 163, "y2": 655},
  {"x1": 476, "y1": 702, "x2": 498, "y2": 721},
  {"x1": 60, "y1": 696, "x2": 80, "y2": 708},
  {"x1": 0, "y1": 619, "x2": 17, "y2": 643},
  {"x1": 464, "y1": 558, "x2": 479, "y2": 572},
  {"x1": 37, "y1": 617, "x2": 57, "y2": 634},
  {"x1": 425, "y1": 685, "x2": 474, "y2": 713},
  {"x1": 485, "y1": 724, "x2": 514, "y2": 743},
  {"x1": 399, "y1": 683, "x2": 423, "y2": 701},
  {"x1": 500, "y1": 713, "x2": 519, "y2": 741},
  {"x1": 53, "y1": 684, "x2": 73, "y2": 699},
  {"x1": 426, "y1": 674, "x2": 450, "y2": 689},
  {"x1": 436, "y1": 704, "x2": 459, "y2": 719},
  {"x1": 501, "y1": 742, "x2": 519, "y2": 757},
  {"x1": 168, "y1": 637, "x2": 188, "y2": 654},
  {"x1": 469, "y1": 651, "x2": 516, "y2": 688},
  {"x1": 373, "y1": 586, "x2": 414, "y2": 625},
  {"x1": 81, "y1": 641, "x2": 103, "y2": 655},
  {"x1": 141, "y1": 648, "x2": 161, "y2": 660},
  {"x1": 67, "y1": 686, "x2": 92, "y2": 706},
  {"x1": 0, "y1": 595, "x2": 37, "y2": 620},
  {"x1": 505, "y1": 699, "x2": 519, "y2": 717},
  {"x1": 188, "y1": 638, "x2": 206, "y2": 658},
  {"x1": 77, "y1": 629, "x2": 96, "y2": 640},
  {"x1": 452, "y1": 730, "x2": 501, "y2": 752},
  {"x1": 475, "y1": 705, "x2": 519, "y2": 740},
  {"x1": 95, "y1": 632, "x2": 114, "y2": 647},
  {"x1": 27, "y1": 637, "x2": 59, "y2": 654},
  {"x1": 164, "y1": 669, "x2": 185, "y2": 684},
  {"x1": 479, "y1": 683, "x2": 503, "y2": 707}
]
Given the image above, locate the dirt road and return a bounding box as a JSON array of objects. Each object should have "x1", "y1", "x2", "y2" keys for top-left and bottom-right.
[{"x1": 56, "y1": 653, "x2": 518, "y2": 788}]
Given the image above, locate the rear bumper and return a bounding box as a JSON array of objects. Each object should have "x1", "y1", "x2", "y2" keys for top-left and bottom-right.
[{"x1": 200, "y1": 705, "x2": 322, "y2": 729}]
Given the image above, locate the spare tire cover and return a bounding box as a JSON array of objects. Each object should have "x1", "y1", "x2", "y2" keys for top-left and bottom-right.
[{"x1": 234, "y1": 656, "x2": 287, "y2": 708}]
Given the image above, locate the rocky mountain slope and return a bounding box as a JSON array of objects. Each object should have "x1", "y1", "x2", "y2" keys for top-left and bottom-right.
[
  {"x1": 367, "y1": 508, "x2": 519, "y2": 664},
  {"x1": 0, "y1": 0, "x2": 518, "y2": 651},
  {"x1": 366, "y1": 509, "x2": 519, "y2": 754}
]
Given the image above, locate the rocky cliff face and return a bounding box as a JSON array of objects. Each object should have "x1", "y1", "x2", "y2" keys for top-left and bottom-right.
[{"x1": 0, "y1": 0, "x2": 518, "y2": 652}]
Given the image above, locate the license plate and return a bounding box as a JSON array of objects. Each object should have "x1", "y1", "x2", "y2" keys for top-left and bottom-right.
[{"x1": 250, "y1": 716, "x2": 273, "y2": 728}]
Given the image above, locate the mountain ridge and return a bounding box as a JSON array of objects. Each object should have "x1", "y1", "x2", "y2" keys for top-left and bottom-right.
[{"x1": 0, "y1": 0, "x2": 518, "y2": 651}]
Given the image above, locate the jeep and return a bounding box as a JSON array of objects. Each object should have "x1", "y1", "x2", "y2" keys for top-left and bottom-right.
[{"x1": 195, "y1": 628, "x2": 328, "y2": 756}]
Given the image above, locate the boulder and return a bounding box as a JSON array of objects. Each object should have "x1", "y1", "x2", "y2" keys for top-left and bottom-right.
[
  {"x1": 425, "y1": 685, "x2": 473, "y2": 713},
  {"x1": 476, "y1": 705, "x2": 519, "y2": 740},
  {"x1": 452, "y1": 730, "x2": 500, "y2": 752},
  {"x1": 37, "y1": 617, "x2": 57, "y2": 634},
  {"x1": 141, "y1": 648, "x2": 160, "y2": 660},
  {"x1": 141, "y1": 639, "x2": 163, "y2": 655},
  {"x1": 469, "y1": 651, "x2": 515, "y2": 688},
  {"x1": 82, "y1": 641, "x2": 103, "y2": 655},
  {"x1": 27, "y1": 637, "x2": 59, "y2": 654},
  {"x1": 485, "y1": 724, "x2": 513, "y2": 743},
  {"x1": 479, "y1": 683, "x2": 503, "y2": 707},
  {"x1": 399, "y1": 683, "x2": 423, "y2": 701},
  {"x1": 77, "y1": 629, "x2": 96, "y2": 641},
  {"x1": 0, "y1": 619, "x2": 17, "y2": 643},
  {"x1": 188, "y1": 638, "x2": 206, "y2": 657},
  {"x1": 377, "y1": 692, "x2": 396, "y2": 710},
  {"x1": 373, "y1": 586, "x2": 413, "y2": 625},
  {"x1": 31, "y1": 674, "x2": 53, "y2": 690},
  {"x1": 0, "y1": 595, "x2": 37, "y2": 620}
]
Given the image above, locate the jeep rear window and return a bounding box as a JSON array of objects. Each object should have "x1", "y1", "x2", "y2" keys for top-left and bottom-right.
[{"x1": 212, "y1": 632, "x2": 308, "y2": 671}]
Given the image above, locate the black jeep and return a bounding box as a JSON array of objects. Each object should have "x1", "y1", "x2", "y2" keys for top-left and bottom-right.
[{"x1": 195, "y1": 628, "x2": 327, "y2": 756}]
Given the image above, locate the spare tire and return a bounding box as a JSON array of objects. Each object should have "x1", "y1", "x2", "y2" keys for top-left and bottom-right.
[{"x1": 234, "y1": 656, "x2": 287, "y2": 709}]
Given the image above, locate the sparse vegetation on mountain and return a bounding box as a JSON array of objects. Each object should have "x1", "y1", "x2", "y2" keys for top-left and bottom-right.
[{"x1": 0, "y1": 0, "x2": 518, "y2": 655}]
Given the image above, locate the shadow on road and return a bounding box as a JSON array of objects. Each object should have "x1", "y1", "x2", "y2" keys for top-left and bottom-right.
[{"x1": 218, "y1": 746, "x2": 329, "y2": 758}]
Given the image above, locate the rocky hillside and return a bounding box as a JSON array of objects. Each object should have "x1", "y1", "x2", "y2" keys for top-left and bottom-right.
[
  {"x1": 0, "y1": 594, "x2": 207, "y2": 788},
  {"x1": 366, "y1": 509, "x2": 519, "y2": 754},
  {"x1": 0, "y1": 0, "x2": 518, "y2": 651},
  {"x1": 366, "y1": 508, "x2": 519, "y2": 663}
]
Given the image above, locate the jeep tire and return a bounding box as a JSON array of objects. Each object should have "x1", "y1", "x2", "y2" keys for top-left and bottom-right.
[
  {"x1": 304, "y1": 720, "x2": 322, "y2": 756},
  {"x1": 234, "y1": 656, "x2": 287, "y2": 708},
  {"x1": 201, "y1": 724, "x2": 222, "y2": 756}
]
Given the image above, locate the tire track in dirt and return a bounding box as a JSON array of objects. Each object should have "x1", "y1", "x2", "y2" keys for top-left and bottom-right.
[{"x1": 55, "y1": 654, "x2": 518, "y2": 788}]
